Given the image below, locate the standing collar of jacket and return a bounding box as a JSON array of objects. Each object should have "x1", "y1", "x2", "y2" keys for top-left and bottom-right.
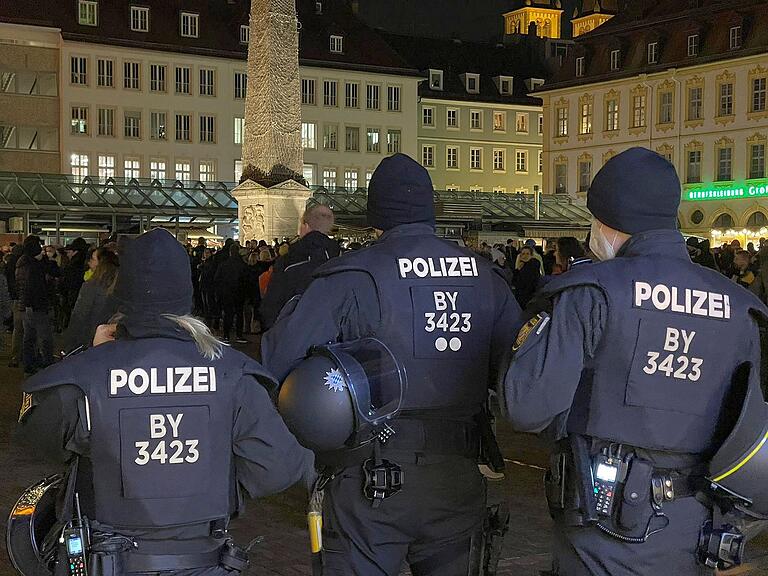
[
  {"x1": 615, "y1": 229, "x2": 688, "y2": 260},
  {"x1": 377, "y1": 223, "x2": 436, "y2": 243}
]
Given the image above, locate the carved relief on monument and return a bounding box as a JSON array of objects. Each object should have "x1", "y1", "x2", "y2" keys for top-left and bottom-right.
[{"x1": 240, "y1": 204, "x2": 267, "y2": 241}]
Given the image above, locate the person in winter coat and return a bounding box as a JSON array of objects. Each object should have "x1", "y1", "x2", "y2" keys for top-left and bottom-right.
[
  {"x1": 259, "y1": 205, "x2": 340, "y2": 330},
  {"x1": 7, "y1": 243, "x2": 23, "y2": 367},
  {"x1": 61, "y1": 237, "x2": 89, "y2": 328},
  {"x1": 62, "y1": 247, "x2": 119, "y2": 353},
  {"x1": 512, "y1": 245, "x2": 542, "y2": 308},
  {"x1": 16, "y1": 235, "x2": 53, "y2": 374},
  {"x1": 214, "y1": 243, "x2": 248, "y2": 343}
]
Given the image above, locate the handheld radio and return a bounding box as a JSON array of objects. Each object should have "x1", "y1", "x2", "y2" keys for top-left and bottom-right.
[
  {"x1": 592, "y1": 447, "x2": 630, "y2": 517},
  {"x1": 60, "y1": 493, "x2": 89, "y2": 576}
]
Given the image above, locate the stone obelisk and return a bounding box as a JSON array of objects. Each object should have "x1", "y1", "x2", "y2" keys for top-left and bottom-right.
[{"x1": 233, "y1": 0, "x2": 312, "y2": 243}]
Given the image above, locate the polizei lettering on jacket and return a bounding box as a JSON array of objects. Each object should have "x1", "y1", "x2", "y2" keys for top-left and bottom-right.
[
  {"x1": 634, "y1": 282, "x2": 731, "y2": 319},
  {"x1": 398, "y1": 257, "x2": 479, "y2": 279},
  {"x1": 110, "y1": 367, "x2": 217, "y2": 396}
]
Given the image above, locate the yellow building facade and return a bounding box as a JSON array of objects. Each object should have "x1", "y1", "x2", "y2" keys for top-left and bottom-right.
[
  {"x1": 504, "y1": 1, "x2": 563, "y2": 39},
  {"x1": 572, "y1": 13, "x2": 613, "y2": 38}
]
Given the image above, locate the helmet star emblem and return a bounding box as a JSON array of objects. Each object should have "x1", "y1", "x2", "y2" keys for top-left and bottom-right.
[{"x1": 324, "y1": 368, "x2": 346, "y2": 392}]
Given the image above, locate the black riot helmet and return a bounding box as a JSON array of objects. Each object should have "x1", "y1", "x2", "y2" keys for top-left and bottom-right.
[{"x1": 278, "y1": 338, "x2": 407, "y2": 453}]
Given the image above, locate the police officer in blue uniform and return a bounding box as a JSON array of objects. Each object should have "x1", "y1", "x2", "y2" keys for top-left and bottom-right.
[
  {"x1": 502, "y1": 147, "x2": 768, "y2": 575},
  {"x1": 262, "y1": 153, "x2": 522, "y2": 575},
  {"x1": 17, "y1": 229, "x2": 312, "y2": 575}
]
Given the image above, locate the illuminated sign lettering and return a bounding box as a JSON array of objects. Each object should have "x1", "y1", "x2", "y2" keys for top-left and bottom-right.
[{"x1": 684, "y1": 180, "x2": 768, "y2": 202}]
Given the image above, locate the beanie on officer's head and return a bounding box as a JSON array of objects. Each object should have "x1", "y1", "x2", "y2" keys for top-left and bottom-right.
[
  {"x1": 587, "y1": 147, "x2": 680, "y2": 235},
  {"x1": 113, "y1": 229, "x2": 193, "y2": 319},
  {"x1": 367, "y1": 153, "x2": 436, "y2": 231}
]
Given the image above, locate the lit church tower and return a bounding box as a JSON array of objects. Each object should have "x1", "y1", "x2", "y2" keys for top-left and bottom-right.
[
  {"x1": 504, "y1": 0, "x2": 564, "y2": 39},
  {"x1": 572, "y1": 0, "x2": 619, "y2": 38}
]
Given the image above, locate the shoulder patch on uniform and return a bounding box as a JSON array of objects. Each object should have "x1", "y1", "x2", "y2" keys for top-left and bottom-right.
[
  {"x1": 18, "y1": 392, "x2": 34, "y2": 423},
  {"x1": 513, "y1": 314, "x2": 549, "y2": 351}
]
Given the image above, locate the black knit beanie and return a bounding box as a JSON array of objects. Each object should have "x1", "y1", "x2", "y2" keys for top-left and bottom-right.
[{"x1": 367, "y1": 154, "x2": 436, "y2": 231}]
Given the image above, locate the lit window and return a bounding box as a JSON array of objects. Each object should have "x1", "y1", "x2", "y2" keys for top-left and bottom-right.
[
  {"x1": 429, "y1": 69, "x2": 443, "y2": 90},
  {"x1": 752, "y1": 77, "x2": 767, "y2": 113},
  {"x1": 124, "y1": 110, "x2": 141, "y2": 139},
  {"x1": 580, "y1": 101, "x2": 593, "y2": 134},
  {"x1": 578, "y1": 160, "x2": 592, "y2": 192},
  {"x1": 387, "y1": 85, "x2": 401, "y2": 112},
  {"x1": 422, "y1": 106, "x2": 434, "y2": 127},
  {"x1": 97, "y1": 154, "x2": 115, "y2": 181},
  {"x1": 302, "y1": 78, "x2": 316, "y2": 105},
  {"x1": 71, "y1": 57, "x2": 87, "y2": 85},
  {"x1": 323, "y1": 80, "x2": 337, "y2": 107},
  {"x1": 470, "y1": 148, "x2": 482, "y2": 170},
  {"x1": 345, "y1": 126, "x2": 359, "y2": 152},
  {"x1": 150, "y1": 111, "x2": 167, "y2": 140},
  {"x1": 234, "y1": 160, "x2": 243, "y2": 182},
  {"x1": 447, "y1": 146, "x2": 459, "y2": 169},
  {"x1": 199, "y1": 161, "x2": 216, "y2": 182},
  {"x1": 150, "y1": 64, "x2": 166, "y2": 92},
  {"x1": 303, "y1": 165, "x2": 315, "y2": 187},
  {"x1": 330, "y1": 35, "x2": 343, "y2": 53},
  {"x1": 366, "y1": 84, "x2": 380, "y2": 110},
  {"x1": 387, "y1": 130, "x2": 401, "y2": 154},
  {"x1": 365, "y1": 170, "x2": 373, "y2": 188},
  {"x1": 610, "y1": 49, "x2": 621, "y2": 71},
  {"x1": 632, "y1": 94, "x2": 647, "y2": 128},
  {"x1": 718, "y1": 83, "x2": 734, "y2": 117},
  {"x1": 301, "y1": 122, "x2": 316, "y2": 149},
  {"x1": 175, "y1": 66, "x2": 190, "y2": 94},
  {"x1": 234, "y1": 117, "x2": 244, "y2": 145},
  {"x1": 323, "y1": 124, "x2": 338, "y2": 151},
  {"x1": 605, "y1": 99, "x2": 619, "y2": 131},
  {"x1": 730, "y1": 26, "x2": 742, "y2": 50},
  {"x1": 344, "y1": 170, "x2": 358, "y2": 190},
  {"x1": 97, "y1": 58, "x2": 113, "y2": 87},
  {"x1": 123, "y1": 61, "x2": 140, "y2": 90},
  {"x1": 717, "y1": 146, "x2": 733, "y2": 181},
  {"x1": 575, "y1": 56, "x2": 585, "y2": 77},
  {"x1": 78, "y1": 0, "x2": 98, "y2": 26},
  {"x1": 556, "y1": 106, "x2": 568, "y2": 137},
  {"x1": 687, "y1": 34, "x2": 699, "y2": 57},
  {"x1": 447, "y1": 108, "x2": 458, "y2": 128},
  {"x1": 515, "y1": 150, "x2": 528, "y2": 173},
  {"x1": 471, "y1": 110, "x2": 482, "y2": 130},
  {"x1": 70, "y1": 153, "x2": 89, "y2": 180},
  {"x1": 750, "y1": 144, "x2": 765, "y2": 179},
  {"x1": 493, "y1": 111, "x2": 506, "y2": 132},
  {"x1": 345, "y1": 82, "x2": 359, "y2": 108},
  {"x1": 234, "y1": 72, "x2": 247, "y2": 99},
  {"x1": 199, "y1": 115, "x2": 216, "y2": 143},
  {"x1": 199, "y1": 68, "x2": 215, "y2": 96},
  {"x1": 71, "y1": 107, "x2": 88, "y2": 135},
  {"x1": 322, "y1": 168, "x2": 336, "y2": 188},
  {"x1": 538, "y1": 150, "x2": 543, "y2": 174},
  {"x1": 659, "y1": 91, "x2": 673, "y2": 124},
  {"x1": 687, "y1": 150, "x2": 702, "y2": 183},
  {"x1": 130, "y1": 6, "x2": 149, "y2": 32},
  {"x1": 493, "y1": 149, "x2": 505, "y2": 172},
  {"x1": 366, "y1": 128, "x2": 380, "y2": 153},
  {"x1": 469, "y1": 186, "x2": 483, "y2": 193},
  {"x1": 97, "y1": 108, "x2": 114, "y2": 136},
  {"x1": 422, "y1": 145, "x2": 434, "y2": 168},
  {"x1": 175, "y1": 161, "x2": 191, "y2": 181},
  {"x1": 175, "y1": 114, "x2": 191, "y2": 142},
  {"x1": 240, "y1": 25, "x2": 249, "y2": 44},
  {"x1": 124, "y1": 158, "x2": 140, "y2": 179},
  {"x1": 516, "y1": 112, "x2": 528, "y2": 134},
  {"x1": 181, "y1": 12, "x2": 199, "y2": 38}
]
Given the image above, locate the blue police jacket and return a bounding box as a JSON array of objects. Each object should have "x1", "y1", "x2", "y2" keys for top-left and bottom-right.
[{"x1": 504, "y1": 230, "x2": 767, "y2": 454}]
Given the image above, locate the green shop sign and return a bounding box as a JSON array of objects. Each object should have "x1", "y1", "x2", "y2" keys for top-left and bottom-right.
[{"x1": 684, "y1": 181, "x2": 768, "y2": 202}]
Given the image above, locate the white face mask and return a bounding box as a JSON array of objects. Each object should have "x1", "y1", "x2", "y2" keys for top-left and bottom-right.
[{"x1": 589, "y1": 220, "x2": 620, "y2": 261}]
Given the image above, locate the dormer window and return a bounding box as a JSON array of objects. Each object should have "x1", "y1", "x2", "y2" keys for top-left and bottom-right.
[
  {"x1": 688, "y1": 34, "x2": 699, "y2": 57},
  {"x1": 497, "y1": 76, "x2": 513, "y2": 95},
  {"x1": 647, "y1": 42, "x2": 658, "y2": 64},
  {"x1": 610, "y1": 49, "x2": 621, "y2": 71},
  {"x1": 240, "y1": 25, "x2": 249, "y2": 44},
  {"x1": 180, "y1": 12, "x2": 199, "y2": 38},
  {"x1": 576, "y1": 56, "x2": 585, "y2": 77},
  {"x1": 730, "y1": 26, "x2": 742, "y2": 50},
  {"x1": 315, "y1": 1, "x2": 322, "y2": 14},
  {"x1": 130, "y1": 6, "x2": 149, "y2": 32},
  {"x1": 330, "y1": 35, "x2": 343, "y2": 54},
  {"x1": 464, "y1": 73, "x2": 480, "y2": 94},
  {"x1": 525, "y1": 78, "x2": 544, "y2": 92},
  {"x1": 429, "y1": 69, "x2": 443, "y2": 91}
]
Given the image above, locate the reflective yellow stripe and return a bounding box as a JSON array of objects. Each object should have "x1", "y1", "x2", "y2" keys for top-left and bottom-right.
[{"x1": 713, "y1": 430, "x2": 768, "y2": 483}]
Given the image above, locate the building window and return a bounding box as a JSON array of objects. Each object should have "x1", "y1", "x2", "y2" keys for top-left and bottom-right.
[
  {"x1": 429, "y1": 69, "x2": 443, "y2": 90},
  {"x1": 516, "y1": 150, "x2": 528, "y2": 173},
  {"x1": 78, "y1": 0, "x2": 97, "y2": 26},
  {"x1": 345, "y1": 126, "x2": 359, "y2": 152},
  {"x1": 576, "y1": 56, "x2": 585, "y2": 77},
  {"x1": 150, "y1": 64, "x2": 166, "y2": 92},
  {"x1": 748, "y1": 211, "x2": 767, "y2": 228},
  {"x1": 494, "y1": 187, "x2": 508, "y2": 193},
  {"x1": 234, "y1": 117, "x2": 244, "y2": 145},
  {"x1": 580, "y1": 101, "x2": 593, "y2": 134},
  {"x1": 719, "y1": 83, "x2": 734, "y2": 117},
  {"x1": 730, "y1": 26, "x2": 742, "y2": 50},
  {"x1": 323, "y1": 124, "x2": 338, "y2": 151},
  {"x1": 199, "y1": 115, "x2": 216, "y2": 143},
  {"x1": 752, "y1": 77, "x2": 767, "y2": 113},
  {"x1": 322, "y1": 168, "x2": 337, "y2": 188},
  {"x1": 301, "y1": 78, "x2": 316, "y2": 105},
  {"x1": 659, "y1": 91, "x2": 673, "y2": 124},
  {"x1": 578, "y1": 159, "x2": 592, "y2": 192},
  {"x1": 422, "y1": 145, "x2": 434, "y2": 168},
  {"x1": 687, "y1": 34, "x2": 699, "y2": 57},
  {"x1": 175, "y1": 66, "x2": 190, "y2": 94},
  {"x1": 538, "y1": 114, "x2": 544, "y2": 135},
  {"x1": 98, "y1": 154, "x2": 115, "y2": 181},
  {"x1": 499, "y1": 76, "x2": 513, "y2": 95},
  {"x1": 366, "y1": 128, "x2": 380, "y2": 153},
  {"x1": 493, "y1": 111, "x2": 506, "y2": 132},
  {"x1": 71, "y1": 107, "x2": 88, "y2": 135},
  {"x1": 97, "y1": 58, "x2": 112, "y2": 87},
  {"x1": 344, "y1": 170, "x2": 358, "y2": 190},
  {"x1": 605, "y1": 98, "x2": 619, "y2": 131},
  {"x1": 713, "y1": 213, "x2": 734, "y2": 229},
  {"x1": 303, "y1": 165, "x2": 315, "y2": 187},
  {"x1": 387, "y1": 130, "x2": 401, "y2": 154},
  {"x1": 516, "y1": 112, "x2": 529, "y2": 133},
  {"x1": 447, "y1": 146, "x2": 459, "y2": 169},
  {"x1": 234, "y1": 72, "x2": 247, "y2": 99},
  {"x1": 175, "y1": 113, "x2": 191, "y2": 142},
  {"x1": 687, "y1": 86, "x2": 703, "y2": 121},
  {"x1": 199, "y1": 161, "x2": 216, "y2": 182},
  {"x1": 447, "y1": 108, "x2": 458, "y2": 128},
  {"x1": 199, "y1": 68, "x2": 215, "y2": 96},
  {"x1": 149, "y1": 159, "x2": 165, "y2": 180},
  {"x1": 632, "y1": 94, "x2": 646, "y2": 128},
  {"x1": 240, "y1": 25, "x2": 249, "y2": 44},
  {"x1": 422, "y1": 106, "x2": 434, "y2": 127},
  {"x1": 345, "y1": 82, "x2": 359, "y2": 108},
  {"x1": 366, "y1": 84, "x2": 380, "y2": 110},
  {"x1": 750, "y1": 143, "x2": 766, "y2": 179},
  {"x1": 150, "y1": 111, "x2": 167, "y2": 140},
  {"x1": 365, "y1": 170, "x2": 374, "y2": 188},
  {"x1": 324, "y1": 80, "x2": 337, "y2": 107},
  {"x1": 97, "y1": 108, "x2": 114, "y2": 136},
  {"x1": 180, "y1": 12, "x2": 199, "y2": 38},
  {"x1": 469, "y1": 186, "x2": 483, "y2": 193},
  {"x1": 493, "y1": 149, "x2": 505, "y2": 172},
  {"x1": 465, "y1": 74, "x2": 479, "y2": 94},
  {"x1": 124, "y1": 158, "x2": 140, "y2": 179},
  {"x1": 556, "y1": 106, "x2": 568, "y2": 136},
  {"x1": 470, "y1": 148, "x2": 482, "y2": 170},
  {"x1": 71, "y1": 56, "x2": 87, "y2": 85},
  {"x1": 470, "y1": 110, "x2": 482, "y2": 130},
  {"x1": 647, "y1": 42, "x2": 659, "y2": 64},
  {"x1": 124, "y1": 61, "x2": 140, "y2": 90},
  {"x1": 70, "y1": 153, "x2": 89, "y2": 180},
  {"x1": 130, "y1": 6, "x2": 149, "y2": 32},
  {"x1": 234, "y1": 160, "x2": 243, "y2": 182},
  {"x1": 175, "y1": 161, "x2": 191, "y2": 181},
  {"x1": 687, "y1": 150, "x2": 702, "y2": 183},
  {"x1": 691, "y1": 210, "x2": 704, "y2": 225},
  {"x1": 124, "y1": 111, "x2": 141, "y2": 139},
  {"x1": 538, "y1": 150, "x2": 543, "y2": 174},
  {"x1": 387, "y1": 85, "x2": 401, "y2": 112},
  {"x1": 330, "y1": 35, "x2": 343, "y2": 53},
  {"x1": 555, "y1": 162, "x2": 567, "y2": 194},
  {"x1": 610, "y1": 49, "x2": 621, "y2": 71},
  {"x1": 301, "y1": 122, "x2": 316, "y2": 149},
  {"x1": 717, "y1": 146, "x2": 733, "y2": 181}
]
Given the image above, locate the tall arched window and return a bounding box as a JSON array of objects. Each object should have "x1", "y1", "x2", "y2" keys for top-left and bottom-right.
[
  {"x1": 747, "y1": 211, "x2": 767, "y2": 228},
  {"x1": 713, "y1": 213, "x2": 734, "y2": 228}
]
